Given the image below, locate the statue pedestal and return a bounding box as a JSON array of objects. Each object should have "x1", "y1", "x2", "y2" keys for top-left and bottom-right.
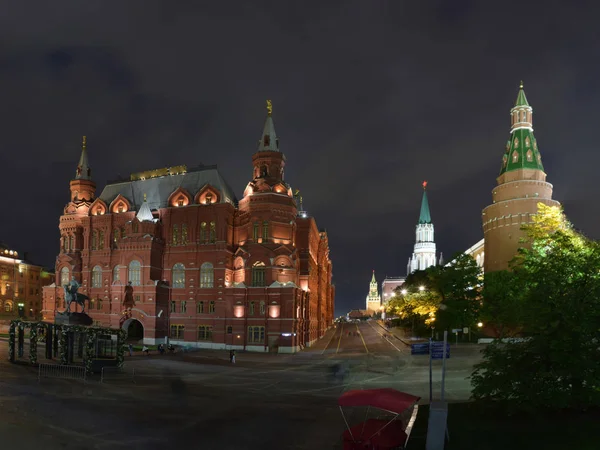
[{"x1": 54, "y1": 312, "x2": 93, "y2": 326}]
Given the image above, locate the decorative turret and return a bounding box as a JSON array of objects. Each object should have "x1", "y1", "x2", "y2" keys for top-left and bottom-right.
[
  {"x1": 136, "y1": 194, "x2": 155, "y2": 222},
  {"x1": 482, "y1": 82, "x2": 560, "y2": 273},
  {"x1": 499, "y1": 82, "x2": 544, "y2": 175},
  {"x1": 67, "y1": 136, "x2": 96, "y2": 215},
  {"x1": 408, "y1": 181, "x2": 437, "y2": 274},
  {"x1": 252, "y1": 100, "x2": 285, "y2": 183}
]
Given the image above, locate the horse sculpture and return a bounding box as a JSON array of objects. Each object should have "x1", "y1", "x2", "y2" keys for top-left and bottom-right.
[{"x1": 63, "y1": 278, "x2": 89, "y2": 314}]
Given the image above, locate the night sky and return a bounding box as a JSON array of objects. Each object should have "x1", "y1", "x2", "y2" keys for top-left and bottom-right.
[{"x1": 1, "y1": 2, "x2": 598, "y2": 316}]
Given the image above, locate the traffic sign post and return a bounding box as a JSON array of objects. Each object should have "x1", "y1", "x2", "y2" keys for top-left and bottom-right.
[{"x1": 441, "y1": 331, "x2": 448, "y2": 402}]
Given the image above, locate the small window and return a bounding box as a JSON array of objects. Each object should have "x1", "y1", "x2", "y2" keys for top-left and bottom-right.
[
  {"x1": 113, "y1": 266, "x2": 120, "y2": 282},
  {"x1": 91, "y1": 231, "x2": 98, "y2": 250},
  {"x1": 197, "y1": 301, "x2": 204, "y2": 314},
  {"x1": 253, "y1": 222, "x2": 259, "y2": 241},
  {"x1": 248, "y1": 326, "x2": 265, "y2": 344},
  {"x1": 525, "y1": 136, "x2": 530, "y2": 148},
  {"x1": 200, "y1": 222, "x2": 207, "y2": 243},
  {"x1": 512, "y1": 151, "x2": 519, "y2": 163},
  {"x1": 128, "y1": 260, "x2": 141, "y2": 286},
  {"x1": 97, "y1": 299, "x2": 102, "y2": 310},
  {"x1": 226, "y1": 326, "x2": 233, "y2": 334},
  {"x1": 181, "y1": 224, "x2": 188, "y2": 244},
  {"x1": 60, "y1": 267, "x2": 70, "y2": 286},
  {"x1": 180, "y1": 300, "x2": 187, "y2": 313},
  {"x1": 198, "y1": 325, "x2": 213, "y2": 341},
  {"x1": 170, "y1": 301, "x2": 176, "y2": 313},
  {"x1": 514, "y1": 137, "x2": 519, "y2": 148},
  {"x1": 251, "y1": 262, "x2": 266, "y2": 287},
  {"x1": 526, "y1": 150, "x2": 533, "y2": 162},
  {"x1": 178, "y1": 199, "x2": 184, "y2": 207},
  {"x1": 260, "y1": 301, "x2": 265, "y2": 315},
  {"x1": 92, "y1": 266, "x2": 102, "y2": 288},
  {"x1": 249, "y1": 301, "x2": 255, "y2": 315},
  {"x1": 209, "y1": 300, "x2": 215, "y2": 314},
  {"x1": 200, "y1": 262, "x2": 214, "y2": 288},
  {"x1": 262, "y1": 221, "x2": 269, "y2": 241},
  {"x1": 502, "y1": 154, "x2": 508, "y2": 168},
  {"x1": 118, "y1": 205, "x2": 124, "y2": 213},
  {"x1": 209, "y1": 222, "x2": 216, "y2": 243},
  {"x1": 172, "y1": 225, "x2": 179, "y2": 246}
]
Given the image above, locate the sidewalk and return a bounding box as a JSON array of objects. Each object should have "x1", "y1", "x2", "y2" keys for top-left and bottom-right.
[{"x1": 375, "y1": 320, "x2": 425, "y2": 346}]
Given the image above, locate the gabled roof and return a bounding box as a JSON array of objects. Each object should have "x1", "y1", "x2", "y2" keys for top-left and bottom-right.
[{"x1": 99, "y1": 165, "x2": 238, "y2": 211}]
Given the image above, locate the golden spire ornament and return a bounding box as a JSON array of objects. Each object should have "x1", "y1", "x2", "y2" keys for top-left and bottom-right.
[
  {"x1": 266, "y1": 99, "x2": 273, "y2": 116},
  {"x1": 143, "y1": 193, "x2": 147, "y2": 202},
  {"x1": 82, "y1": 135, "x2": 87, "y2": 150}
]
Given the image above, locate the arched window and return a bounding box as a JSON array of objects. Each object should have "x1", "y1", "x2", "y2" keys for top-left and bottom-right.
[
  {"x1": 526, "y1": 150, "x2": 533, "y2": 162},
  {"x1": 260, "y1": 301, "x2": 266, "y2": 315},
  {"x1": 98, "y1": 230, "x2": 105, "y2": 249},
  {"x1": 182, "y1": 224, "x2": 188, "y2": 244},
  {"x1": 113, "y1": 265, "x2": 120, "y2": 282},
  {"x1": 91, "y1": 231, "x2": 97, "y2": 250},
  {"x1": 249, "y1": 301, "x2": 255, "y2": 315},
  {"x1": 253, "y1": 222, "x2": 259, "y2": 241},
  {"x1": 200, "y1": 222, "x2": 207, "y2": 243},
  {"x1": 113, "y1": 228, "x2": 120, "y2": 245},
  {"x1": 262, "y1": 221, "x2": 269, "y2": 241},
  {"x1": 91, "y1": 266, "x2": 102, "y2": 288},
  {"x1": 200, "y1": 262, "x2": 214, "y2": 288},
  {"x1": 69, "y1": 236, "x2": 74, "y2": 251},
  {"x1": 209, "y1": 222, "x2": 216, "y2": 243},
  {"x1": 251, "y1": 261, "x2": 266, "y2": 287},
  {"x1": 128, "y1": 260, "x2": 141, "y2": 286},
  {"x1": 512, "y1": 151, "x2": 519, "y2": 163},
  {"x1": 502, "y1": 154, "x2": 508, "y2": 168},
  {"x1": 60, "y1": 267, "x2": 70, "y2": 286},
  {"x1": 5, "y1": 300, "x2": 13, "y2": 312},
  {"x1": 173, "y1": 263, "x2": 185, "y2": 288}
]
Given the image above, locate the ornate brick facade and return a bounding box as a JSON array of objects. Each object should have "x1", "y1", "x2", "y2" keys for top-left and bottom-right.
[{"x1": 42, "y1": 105, "x2": 335, "y2": 353}]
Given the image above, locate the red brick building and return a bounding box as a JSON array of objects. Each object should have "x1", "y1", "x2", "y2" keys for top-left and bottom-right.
[{"x1": 42, "y1": 104, "x2": 335, "y2": 353}]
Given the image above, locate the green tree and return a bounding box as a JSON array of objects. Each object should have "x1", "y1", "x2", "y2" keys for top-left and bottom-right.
[
  {"x1": 471, "y1": 204, "x2": 600, "y2": 411},
  {"x1": 480, "y1": 270, "x2": 524, "y2": 338}
]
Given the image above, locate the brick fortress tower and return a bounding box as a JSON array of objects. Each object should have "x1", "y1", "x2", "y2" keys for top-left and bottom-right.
[{"x1": 482, "y1": 83, "x2": 560, "y2": 273}]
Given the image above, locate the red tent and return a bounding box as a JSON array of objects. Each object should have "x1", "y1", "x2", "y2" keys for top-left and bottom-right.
[
  {"x1": 342, "y1": 418, "x2": 407, "y2": 450},
  {"x1": 338, "y1": 388, "x2": 420, "y2": 414}
]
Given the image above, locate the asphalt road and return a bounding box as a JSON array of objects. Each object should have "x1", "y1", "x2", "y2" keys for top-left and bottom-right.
[{"x1": 0, "y1": 322, "x2": 482, "y2": 449}]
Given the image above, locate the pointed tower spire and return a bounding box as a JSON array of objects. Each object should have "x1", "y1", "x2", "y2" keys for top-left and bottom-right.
[
  {"x1": 419, "y1": 181, "x2": 432, "y2": 224},
  {"x1": 500, "y1": 81, "x2": 543, "y2": 176},
  {"x1": 371, "y1": 269, "x2": 376, "y2": 283},
  {"x1": 257, "y1": 99, "x2": 279, "y2": 152},
  {"x1": 75, "y1": 135, "x2": 92, "y2": 180}
]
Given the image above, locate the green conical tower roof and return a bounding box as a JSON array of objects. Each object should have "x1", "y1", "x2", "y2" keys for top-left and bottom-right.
[
  {"x1": 418, "y1": 181, "x2": 432, "y2": 224},
  {"x1": 371, "y1": 270, "x2": 376, "y2": 283},
  {"x1": 499, "y1": 82, "x2": 544, "y2": 176},
  {"x1": 514, "y1": 81, "x2": 529, "y2": 107}
]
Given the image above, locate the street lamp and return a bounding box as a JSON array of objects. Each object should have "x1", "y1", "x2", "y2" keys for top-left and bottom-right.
[
  {"x1": 477, "y1": 322, "x2": 483, "y2": 328},
  {"x1": 418, "y1": 286, "x2": 425, "y2": 292},
  {"x1": 401, "y1": 289, "x2": 407, "y2": 296}
]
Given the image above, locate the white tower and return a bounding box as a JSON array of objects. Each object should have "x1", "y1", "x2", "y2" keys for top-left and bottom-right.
[{"x1": 408, "y1": 181, "x2": 438, "y2": 274}]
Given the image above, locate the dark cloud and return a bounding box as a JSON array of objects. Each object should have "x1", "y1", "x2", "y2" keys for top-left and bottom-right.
[{"x1": 0, "y1": 1, "x2": 598, "y2": 315}]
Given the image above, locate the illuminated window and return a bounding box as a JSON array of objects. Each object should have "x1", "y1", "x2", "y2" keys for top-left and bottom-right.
[
  {"x1": 5, "y1": 301, "x2": 13, "y2": 312},
  {"x1": 262, "y1": 221, "x2": 269, "y2": 241},
  {"x1": 209, "y1": 300, "x2": 215, "y2": 314},
  {"x1": 118, "y1": 205, "x2": 124, "y2": 213},
  {"x1": 172, "y1": 263, "x2": 185, "y2": 288},
  {"x1": 91, "y1": 266, "x2": 102, "y2": 288},
  {"x1": 200, "y1": 262, "x2": 214, "y2": 288},
  {"x1": 249, "y1": 301, "x2": 255, "y2": 315},
  {"x1": 197, "y1": 325, "x2": 213, "y2": 341},
  {"x1": 247, "y1": 326, "x2": 265, "y2": 344},
  {"x1": 113, "y1": 228, "x2": 120, "y2": 244},
  {"x1": 251, "y1": 262, "x2": 266, "y2": 287},
  {"x1": 170, "y1": 324, "x2": 184, "y2": 339},
  {"x1": 526, "y1": 150, "x2": 533, "y2": 162},
  {"x1": 113, "y1": 265, "x2": 120, "y2": 282},
  {"x1": 502, "y1": 154, "x2": 508, "y2": 168},
  {"x1": 260, "y1": 301, "x2": 265, "y2": 315},
  {"x1": 253, "y1": 222, "x2": 259, "y2": 241},
  {"x1": 60, "y1": 267, "x2": 70, "y2": 286},
  {"x1": 178, "y1": 199, "x2": 184, "y2": 207},
  {"x1": 205, "y1": 193, "x2": 213, "y2": 204},
  {"x1": 197, "y1": 301, "x2": 204, "y2": 314},
  {"x1": 200, "y1": 222, "x2": 207, "y2": 243},
  {"x1": 514, "y1": 137, "x2": 519, "y2": 148},
  {"x1": 128, "y1": 260, "x2": 141, "y2": 286},
  {"x1": 182, "y1": 224, "x2": 188, "y2": 244},
  {"x1": 209, "y1": 222, "x2": 216, "y2": 243},
  {"x1": 180, "y1": 300, "x2": 187, "y2": 313},
  {"x1": 525, "y1": 136, "x2": 530, "y2": 148},
  {"x1": 172, "y1": 225, "x2": 179, "y2": 246},
  {"x1": 512, "y1": 151, "x2": 519, "y2": 163}
]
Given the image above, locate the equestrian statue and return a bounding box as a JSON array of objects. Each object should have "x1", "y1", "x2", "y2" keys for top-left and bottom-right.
[{"x1": 63, "y1": 277, "x2": 89, "y2": 314}]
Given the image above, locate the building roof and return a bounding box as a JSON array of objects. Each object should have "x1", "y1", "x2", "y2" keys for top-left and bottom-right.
[
  {"x1": 499, "y1": 84, "x2": 544, "y2": 176},
  {"x1": 75, "y1": 136, "x2": 92, "y2": 180},
  {"x1": 136, "y1": 197, "x2": 155, "y2": 222},
  {"x1": 418, "y1": 187, "x2": 432, "y2": 224},
  {"x1": 514, "y1": 81, "x2": 529, "y2": 107},
  {"x1": 257, "y1": 100, "x2": 280, "y2": 152},
  {"x1": 99, "y1": 165, "x2": 238, "y2": 210}
]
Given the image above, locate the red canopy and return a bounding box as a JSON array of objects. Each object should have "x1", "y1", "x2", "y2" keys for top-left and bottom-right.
[
  {"x1": 342, "y1": 418, "x2": 407, "y2": 449},
  {"x1": 338, "y1": 388, "x2": 420, "y2": 414}
]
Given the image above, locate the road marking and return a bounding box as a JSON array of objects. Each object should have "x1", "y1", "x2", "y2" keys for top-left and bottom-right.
[
  {"x1": 321, "y1": 326, "x2": 338, "y2": 355},
  {"x1": 367, "y1": 321, "x2": 404, "y2": 352},
  {"x1": 336, "y1": 323, "x2": 343, "y2": 354},
  {"x1": 357, "y1": 323, "x2": 369, "y2": 354}
]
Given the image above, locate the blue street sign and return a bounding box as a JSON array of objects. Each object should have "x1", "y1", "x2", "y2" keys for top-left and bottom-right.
[
  {"x1": 410, "y1": 343, "x2": 430, "y2": 355},
  {"x1": 430, "y1": 342, "x2": 450, "y2": 360}
]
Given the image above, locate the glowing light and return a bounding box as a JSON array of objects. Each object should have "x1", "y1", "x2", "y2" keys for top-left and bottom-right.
[
  {"x1": 419, "y1": 286, "x2": 425, "y2": 291},
  {"x1": 401, "y1": 289, "x2": 408, "y2": 295},
  {"x1": 477, "y1": 322, "x2": 483, "y2": 328}
]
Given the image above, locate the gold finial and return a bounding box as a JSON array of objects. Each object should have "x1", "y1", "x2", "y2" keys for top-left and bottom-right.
[
  {"x1": 82, "y1": 135, "x2": 87, "y2": 150},
  {"x1": 519, "y1": 80, "x2": 524, "y2": 89},
  {"x1": 143, "y1": 193, "x2": 147, "y2": 202},
  {"x1": 266, "y1": 99, "x2": 273, "y2": 116}
]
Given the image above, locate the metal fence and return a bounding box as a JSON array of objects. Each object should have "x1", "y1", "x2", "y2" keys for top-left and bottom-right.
[
  {"x1": 38, "y1": 363, "x2": 86, "y2": 383},
  {"x1": 100, "y1": 366, "x2": 136, "y2": 384}
]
